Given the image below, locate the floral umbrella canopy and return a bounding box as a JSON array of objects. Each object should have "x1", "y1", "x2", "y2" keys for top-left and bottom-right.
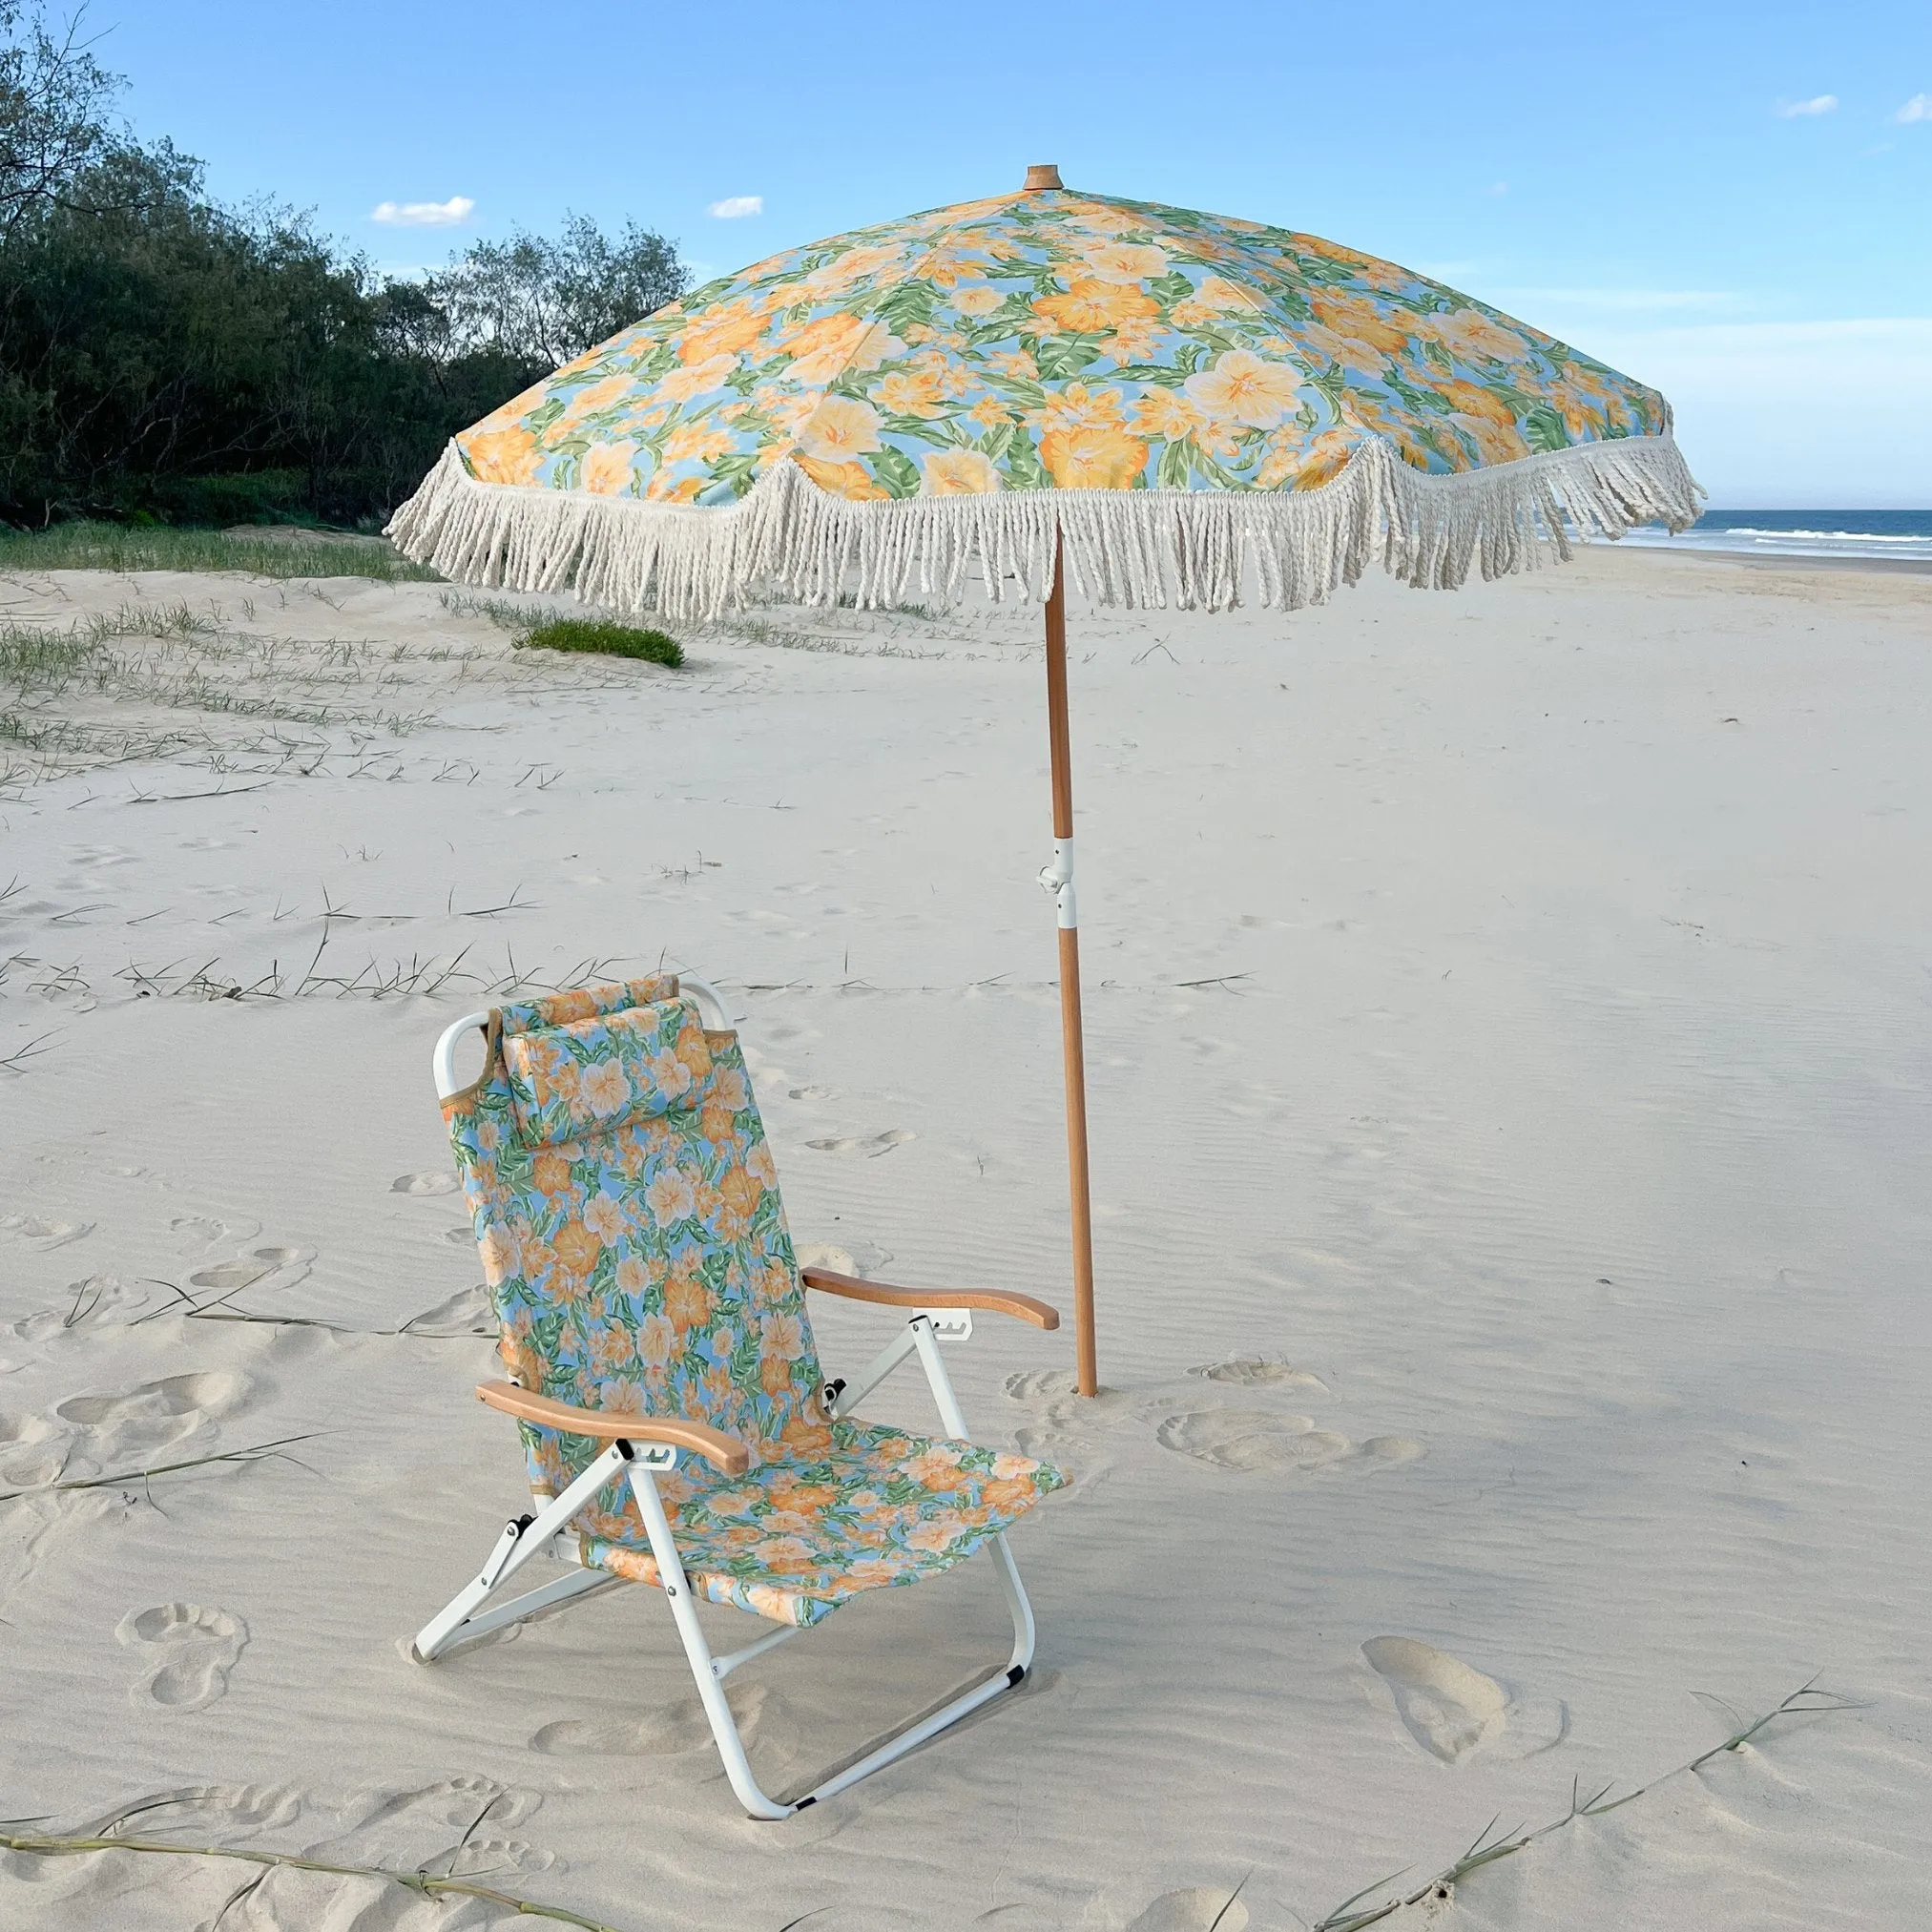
[{"x1": 390, "y1": 167, "x2": 1699, "y2": 1392}]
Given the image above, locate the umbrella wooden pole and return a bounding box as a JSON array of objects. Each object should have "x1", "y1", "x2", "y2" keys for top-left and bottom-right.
[{"x1": 1042, "y1": 535, "x2": 1098, "y2": 1395}]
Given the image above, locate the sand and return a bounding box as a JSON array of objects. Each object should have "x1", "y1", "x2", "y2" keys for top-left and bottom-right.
[{"x1": 2, "y1": 548, "x2": 1929, "y2": 1930}]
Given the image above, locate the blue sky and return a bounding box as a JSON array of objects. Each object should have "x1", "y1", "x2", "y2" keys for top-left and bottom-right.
[{"x1": 99, "y1": 0, "x2": 1930, "y2": 505}]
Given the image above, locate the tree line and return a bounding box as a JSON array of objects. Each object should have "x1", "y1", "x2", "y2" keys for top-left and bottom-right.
[{"x1": 0, "y1": 3, "x2": 689, "y2": 529}]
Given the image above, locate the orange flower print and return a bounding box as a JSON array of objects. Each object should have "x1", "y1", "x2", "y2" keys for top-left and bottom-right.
[
  {"x1": 921, "y1": 448, "x2": 1001, "y2": 494},
  {"x1": 717, "y1": 1166, "x2": 759, "y2": 1235},
  {"x1": 1299, "y1": 322, "x2": 1389, "y2": 380},
  {"x1": 793, "y1": 454, "x2": 889, "y2": 501},
  {"x1": 661, "y1": 423, "x2": 735, "y2": 466},
  {"x1": 462, "y1": 426, "x2": 540, "y2": 486},
  {"x1": 635, "y1": 1311, "x2": 675, "y2": 1368},
  {"x1": 658, "y1": 353, "x2": 739, "y2": 404},
  {"x1": 579, "y1": 1059, "x2": 632, "y2": 1116},
  {"x1": 1427, "y1": 307, "x2": 1527, "y2": 365},
  {"x1": 643, "y1": 471, "x2": 704, "y2": 504},
  {"x1": 1257, "y1": 426, "x2": 1357, "y2": 490},
  {"x1": 1071, "y1": 239, "x2": 1168, "y2": 283},
  {"x1": 615, "y1": 1255, "x2": 652, "y2": 1297},
  {"x1": 645, "y1": 1168, "x2": 696, "y2": 1227},
  {"x1": 1130, "y1": 388, "x2": 1199, "y2": 443},
  {"x1": 1039, "y1": 421, "x2": 1146, "y2": 489},
  {"x1": 478, "y1": 1222, "x2": 518, "y2": 1285},
  {"x1": 675, "y1": 298, "x2": 764, "y2": 364},
  {"x1": 794, "y1": 395, "x2": 883, "y2": 464},
  {"x1": 582, "y1": 1190, "x2": 629, "y2": 1244},
  {"x1": 949, "y1": 283, "x2": 1004, "y2": 318},
  {"x1": 874, "y1": 367, "x2": 949, "y2": 419},
  {"x1": 1438, "y1": 379, "x2": 1518, "y2": 427},
  {"x1": 761, "y1": 1312, "x2": 803, "y2": 1364},
  {"x1": 531, "y1": 1150, "x2": 572, "y2": 1199},
  {"x1": 666, "y1": 1270, "x2": 713, "y2": 1332},
  {"x1": 1032, "y1": 279, "x2": 1159, "y2": 335},
  {"x1": 646, "y1": 1049, "x2": 693, "y2": 1101},
  {"x1": 559, "y1": 373, "x2": 632, "y2": 421},
  {"x1": 1451, "y1": 411, "x2": 1530, "y2": 466},
  {"x1": 552, "y1": 1220, "x2": 601, "y2": 1279},
  {"x1": 776, "y1": 313, "x2": 901, "y2": 387},
  {"x1": 1307, "y1": 290, "x2": 1414, "y2": 358},
  {"x1": 1184, "y1": 350, "x2": 1303, "y2": 428},
  {"x1": 1105, "y1": 317, "x2": 1167, "y2": 363}
]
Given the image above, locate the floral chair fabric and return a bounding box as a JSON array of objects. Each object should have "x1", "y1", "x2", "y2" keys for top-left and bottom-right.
[
  {"x1": 452, "y1": 184, "x2": 1669, "y2": 511},
  {"x1": 445, "y1": 976, "x2": 1064, "y2": 1629}
]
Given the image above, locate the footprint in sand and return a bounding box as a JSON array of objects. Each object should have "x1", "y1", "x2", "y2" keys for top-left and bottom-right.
[
  {"x1": 1362, "y1": 1637, "x2": 1567, "y2": 1764},
  {"x1": 392, "y1": 1172, "x2": 460, "y2": 1195},
  {"x1": 804, "y1": 1129, "x2": 917, "y2": 1156},
  {"x1": 1155, "y1": 1409, "x2": 1424, "y2": 1477},
  {"x1": 57, "y1": 1369, "x2": 251, "y2": 1465},
  {"x1": 0, "y1": 1212, "x2": 93, "y2": 1251},
  {"x1": 1187, "y1": 1356, "x2": 1328, "y2": 1391},
  {"x1": 405, "y1": 1282, "x2": 496, "y2": 1335},
  {"x1": 187, "y1": 1245, "x2": 309, "y2": 1295},
  {"x1": 10, "y1": 1275, "x2": 153, "y2": 1342},
  {"x1": 186, "y1": 1259, "x2": 266, "y2": 1294},
  {"x1": 532, "y1": 1682, "x2": 787, "y2": 1759},
  {"x1": 1124, "y1": 1888, "x2": 1251, "y2": 1932},
  {"x1": 116, "y1": 1603, "x2": 249, "y2": 1710},
  {"x1": 305, "y1": 1775, "x2": 548, "y2": 1875},
  {"x1": 787, "y1": 1084, "x2": 836, "y2": 1100},
  {"x1": 83, "y1": 1783, "x2": 300, "y2": 1840},
  {"x1": 0, "y1": 1409, "x2": 63, "y2": 1487}
]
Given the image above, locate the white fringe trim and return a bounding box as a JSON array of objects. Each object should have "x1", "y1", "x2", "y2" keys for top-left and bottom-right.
[{"x1": 385, "y1": 433, "x2": 1700, "y2": 622}]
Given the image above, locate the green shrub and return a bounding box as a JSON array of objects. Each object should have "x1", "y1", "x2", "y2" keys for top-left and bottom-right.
[{"x1": 517, "y1": 618, "x2": 683, "y2": 666}]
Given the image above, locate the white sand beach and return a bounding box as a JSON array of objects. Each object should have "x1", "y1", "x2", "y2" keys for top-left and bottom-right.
[{"x1": 2, "y1": 547, "x2": 1930, "y2": 1928}]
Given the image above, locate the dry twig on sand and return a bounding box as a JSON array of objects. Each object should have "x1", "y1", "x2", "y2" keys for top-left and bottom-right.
[
  {"x1": 0, "y1": 1831, "x2": 622, "y2": 1932},
  {"x1": 1311, "y1": 1680, "x2": 1863, "y2": 1930},
  {"x1": 0, "y1": 1435, "x2": 323, "y2": 1505}
]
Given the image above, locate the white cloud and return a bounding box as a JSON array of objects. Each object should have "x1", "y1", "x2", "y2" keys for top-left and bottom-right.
[
  {"x1": 371, "y1": 196, "x2": 474, "y2": 228},
  {"x1": 1896, "y1": 94, "x2": 1932, "y2": 123},
  {"x1": 706, "y1": 195, "x2": 763, "y2": 219},
  {"x1": 1775, "y1": 94, "x2": 1838, "y2": 117},
  {"x1": 1584, "y1": 318, "x2": 1932, "y2": 505}
]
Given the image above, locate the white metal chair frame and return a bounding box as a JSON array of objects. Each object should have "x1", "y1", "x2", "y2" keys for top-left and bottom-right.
[{"x1": 413, "y1": 984, "x2": 1045, "y2": 1818}]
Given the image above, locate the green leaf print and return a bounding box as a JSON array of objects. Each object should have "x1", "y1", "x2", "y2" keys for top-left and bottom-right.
[
  {"x1": 868, "y1": 445, "x2": 922, "y2": 499},
  {"x1": 1523, "y1": 404, "x2": 1571, "y2": 453},
  {"x1": 1004, "y1": 427, "x2": 1050, "y2": 491}
]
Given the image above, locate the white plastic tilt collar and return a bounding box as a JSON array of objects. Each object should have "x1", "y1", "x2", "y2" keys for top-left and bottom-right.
[{"x1": 1037, "y1": 838, "x2": 1077, "y2": 929}]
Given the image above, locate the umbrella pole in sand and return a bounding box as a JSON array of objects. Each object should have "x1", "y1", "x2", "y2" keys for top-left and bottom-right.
[{"x1": 1042, "y1": 533, "x2": 1099, "y2": 1395}]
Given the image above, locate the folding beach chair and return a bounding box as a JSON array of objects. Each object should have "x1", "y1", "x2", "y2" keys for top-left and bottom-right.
[{"x1": 412, "y1": 974, "x2": 1066, "y2": 1817}]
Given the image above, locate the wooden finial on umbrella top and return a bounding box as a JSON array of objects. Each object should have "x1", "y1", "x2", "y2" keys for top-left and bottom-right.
[{"x1": 1023, "y1": 163, "x2": 1064, "y2": 191}]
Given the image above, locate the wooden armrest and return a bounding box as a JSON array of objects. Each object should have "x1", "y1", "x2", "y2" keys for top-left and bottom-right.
[
  {"x1": 800, "y1": 1267, "x2": 1060, "y2": 1330},
  {"x1": 475, "y1": 1381, "x2": 751, "y2": 1474}
]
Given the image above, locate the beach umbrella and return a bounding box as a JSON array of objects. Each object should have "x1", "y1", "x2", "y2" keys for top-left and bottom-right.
[{"x1": 389, "y1": 165, "x2": 1698, "y2": 1397}]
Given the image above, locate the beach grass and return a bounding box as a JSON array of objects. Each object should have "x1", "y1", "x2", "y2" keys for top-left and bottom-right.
[
  {"x1": 0, "y1": 522, "x2": 439, "y2": 582},
  {"x1": 516, "y1": 618, "x2": 684, "y2": 666}
]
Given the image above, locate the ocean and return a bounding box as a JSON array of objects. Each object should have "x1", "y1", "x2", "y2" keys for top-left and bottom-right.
[{"x1": 1615, "y1": 508, "x2": 1932, "y2": 564}]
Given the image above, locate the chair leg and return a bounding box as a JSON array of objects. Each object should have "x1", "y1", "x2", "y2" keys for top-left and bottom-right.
[
  {"x1": 413, "y1": 1444, "x2": 629, "y2": 1662},
  {"x1": 628, "y1": 1450, "x2": 1043, "y2": 1819},
  {"x1": 625, "y1": 1450, "x2": 794, "y2": 1819}
]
